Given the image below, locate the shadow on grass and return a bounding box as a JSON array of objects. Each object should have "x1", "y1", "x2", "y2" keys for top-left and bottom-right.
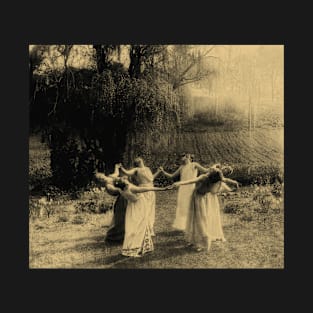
[
  {"x1": 81, "y1": 238, "x2": 193, "y2": 269},
  {"x1": 30, "y1": 234, "x2": 108, "y2": 260},
  {"x1": 156, "y1": 230, "x2": 185, "y2": 238}
]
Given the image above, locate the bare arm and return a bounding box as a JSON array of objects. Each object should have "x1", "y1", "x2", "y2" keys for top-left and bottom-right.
[
  {"x1": 130, "y1": 185, "x2": 167, "y2": 193},
  {"x1": 108, "y1": 163, "x2": 120, "y2": 178},
  {"x1": 174, "y1": 174, "x2": 208, "y2": 186},
  {"x1": 222, "y1": 177, "x2": 239, "y2": 189},
  {"x1": 95, "y1": 172, "x2": 113, "y2": 185},
  {"x1": 153, "y1": 168, "x2": 162, "y2": 180},
  {"x1": 193, "y1": 162, "x2": 212, "y2": 174},
  {"x1": 104, "y1": 183, "x2": 122, "y2": 196},
  {"x1": 120, "y1": 166, "x2": 137, "y2": 176},
  {"x1": 219, "y1": 182, "x2": 233, "y2": 192},
  {"x1": 160, "y1": 166, "x2": 182, "y2": 179}
]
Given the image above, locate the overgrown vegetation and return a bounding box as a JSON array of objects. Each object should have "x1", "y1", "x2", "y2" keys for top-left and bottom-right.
[{"x1": 29, "y1": 45, "x2": 222, "y2": 191}]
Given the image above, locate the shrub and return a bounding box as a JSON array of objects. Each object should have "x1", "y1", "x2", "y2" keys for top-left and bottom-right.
[
  {"x1": 32, "y1": 67, "x2": 181, "y2": 191},
  {"x1": 49, "y1": 130, "x2": 97, "y2": 191},
  {"x1": 252, "y1": 183, "x2": 283, "y2": 214},
  {"x1": 57, "y1": 215, "x2": 69, "y2": 223},
  {"x1": 72, "y1": 215, "x2": 86, "y2": 224},
  {"x1": 74, "y1": 200, "x2": 112, "y2": 214},
  {"x1": 29, "y1": 197, "x2": 55, "y2": 218},
  {"x1": 240, "y1": 213, "x2": 253, "y2": 222},
  {"x1": 230, "y1": 164, "x2": 284, "y2": 186},
  {"x1": 223, "y1": 199, "x2": 245, "y2": 214}
]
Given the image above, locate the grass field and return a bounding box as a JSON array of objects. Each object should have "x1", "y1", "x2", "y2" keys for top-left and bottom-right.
[
  {"x1": 29, "y1": 128, "x2": 284, "y2": 269},
  {"x1": 29, "y1": 187, "x2": 284, "y2": 269}
]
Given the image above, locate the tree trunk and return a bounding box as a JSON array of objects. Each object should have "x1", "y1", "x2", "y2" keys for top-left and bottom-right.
[
  {"x1": 129, "y1": 46, "x2": 142, "y2": 78},
  {"x1": 93, "y1": 45, "x2": 105, "y2": 74}
]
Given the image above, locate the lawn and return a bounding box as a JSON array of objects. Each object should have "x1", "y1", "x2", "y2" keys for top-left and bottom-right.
[
  {"x1": 29, "y1": 187, "x2": 284, "y2": 269},
  {"x1": 29, "y1": 130, "x2": 284, "y2": 269}
]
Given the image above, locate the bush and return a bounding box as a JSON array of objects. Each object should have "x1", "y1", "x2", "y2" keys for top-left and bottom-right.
[
  {"x1": 50, "y1": 130, "x2": 97, "y2": 191},
  {"x1": 57, "y1": 215, "x2": 69, "y2": 223},
  {"x1": 74, "y1": 200, "x2": 112, "y2": 214},
  {"x1": 72, "y1": 215, "x2": 86, "y2": 224},
  {"x1": 29, "y1": 197, "x2": 55, "y2": 218},
  {"x1": 223, "y1": 199, "x2": 245, "y2": 214},
  {"x1": 230, "y1": 164, "x2": 284, "y2": 186},
  {"x1": 252, "y1": 183, "x2": 283, "y2": 214},
  {"x1": 33, "y1": 68, "x2": 181, "y2": 191},
  {"x1": 240, "y1": 212, "x2": 253, "y2": 222}
]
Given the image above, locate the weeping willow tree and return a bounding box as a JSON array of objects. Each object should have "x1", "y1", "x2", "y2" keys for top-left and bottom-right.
[
  {"x1": 30, "y1": 45, "x2": 182, "y2": 190},
  {"x1": 30, "y1": 44, "x2": 222, "y2": 191},
  {"x1": 91, "y1": 70, "x2": 181, "y2": 169}
]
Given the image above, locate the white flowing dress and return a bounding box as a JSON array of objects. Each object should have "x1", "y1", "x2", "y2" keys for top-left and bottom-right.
[
  {"x1": 172, "y1": 163, "x2": 198, "y2": 231},
  {"x1": 121, "y1": 188, "x2": 154, "y2": 257},
  {"x1": 133, "y1": 167, "x2": 156, "y2": 236},
  {"x1": 185, "y1": 181, "x2": 227, "y2": 251}
]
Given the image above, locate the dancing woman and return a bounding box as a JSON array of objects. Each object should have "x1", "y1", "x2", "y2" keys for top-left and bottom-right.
[
  {"x1": 159, "y1": 153, "x2": 211, "y2": 231},
  {"x1": 95, "y1": 164, "x2": 128, "y2": 244},
  {"x1": 109, "y1": 177, "x2": 170, "y2": 257},
  {"x1": 119, "y1": 157, "x2": 161, "y2": 236},
  {"x1": 172, "y1": 166, "x2": 239, "y2": 252}
]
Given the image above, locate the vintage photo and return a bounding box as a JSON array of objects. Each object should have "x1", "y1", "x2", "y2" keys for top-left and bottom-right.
[{"x1": 29, "y1": 45, "x2": 284, "y2": 268}]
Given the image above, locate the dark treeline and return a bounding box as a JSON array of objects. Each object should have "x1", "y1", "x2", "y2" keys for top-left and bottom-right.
[{"x1": 29, "y1": 45, "x2": 212, "y2": 190}]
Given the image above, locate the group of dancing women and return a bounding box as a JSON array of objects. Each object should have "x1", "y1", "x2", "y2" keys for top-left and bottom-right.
[{"x1": 95, "y1": 154, "x2": 239, "y2": 258}]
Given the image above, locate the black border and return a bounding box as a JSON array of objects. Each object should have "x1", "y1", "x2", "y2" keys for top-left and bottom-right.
[{"x1": 3, "y1": 2, "x2": 305, "y2": 308}]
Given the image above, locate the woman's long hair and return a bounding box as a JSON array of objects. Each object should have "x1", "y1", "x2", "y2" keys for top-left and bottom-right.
[{"x1": 114, "y1": 178, "x2": 127, "y2": 190}]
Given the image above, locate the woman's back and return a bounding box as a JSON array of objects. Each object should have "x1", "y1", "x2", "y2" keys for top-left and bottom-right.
[
  {"x1": 134, "y1": 167, "x2": 153, "y2": 185},
  {"x1": 195, "y1": 170, "x2": 223, "y2": 195},
  {"x1": 120, "y1": 186, "x2": 141, "y2": 202}
]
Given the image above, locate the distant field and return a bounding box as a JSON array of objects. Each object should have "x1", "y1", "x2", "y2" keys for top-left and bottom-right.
[
  {"x1": 29, "y1": 127, "x2": 284, "y2": 187},
  {"x1": 173, "y1": 128, "x2": 283, "y2": 166}
]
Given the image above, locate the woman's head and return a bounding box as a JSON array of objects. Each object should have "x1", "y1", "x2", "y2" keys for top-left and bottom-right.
[
  {"x1": 221, "y1": 165, "x2": 233, "y2": 176},
  {"x1": 180, "y1": 153, "x2": 191, "y2": 164},
  {"x1": 207, "y1": 169, "x2": 223, "y2": 184},
  {"x1": 134, "y1": 157, "x2": 144, "y2": 167},
  {"x1": 114, "y1": 177, "x2": 129, "y2": 190},
  {"x1": 185, "y1": 153, "x2": 194, "y2": 162}
]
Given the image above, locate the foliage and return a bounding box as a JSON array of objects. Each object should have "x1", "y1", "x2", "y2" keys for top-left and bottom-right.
[
  {"x1": 71, "y1": 215, "x2": 86, "y2": 225},
  {"x1": 231, "y1": 164, "x2": 284, "y2": 186},
  {"x1": 29, "y1": 45, "x2": 283, "y2": 192},
  {"x1": 29, "y1": 197, "x2": 55, "y2": 218},
  {"x1": 252, "y1": 182, "x2": 284, "y2": 214},
  {"x1": 30, "y1": 64, "x2": 181, "y2": 190},
  {"x1": 74, "y1": 200, "x2": 112, "y2": 214},
  {"x1": 223, "y1": 182, "x2": 284, "y2": 217}
]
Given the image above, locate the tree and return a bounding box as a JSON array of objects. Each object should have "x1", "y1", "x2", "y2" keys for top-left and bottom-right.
[
  {"x1": 155, "y1": 45, "x2": 217, "y2": 90},
  {"x1": 93, "y1": 45, "x2": 121, "y2": 73},
  {"x1": 30, "y1": 45, "x2": 182, "y2": 190},
  {"x1": 29, "y1": 45, "x2": 50, "y2": 102},
  {"x1": 31, "y1": 45, "x2": 228, "y2": 191},
  {"x1": 128, "y1": 45, "x2": 166, "y2": 78}
]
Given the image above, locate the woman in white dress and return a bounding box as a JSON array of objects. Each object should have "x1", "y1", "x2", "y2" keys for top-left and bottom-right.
[
  {"x1": 111, "y1": 177, "x2": 170, "y2": 257},
  {"x1": 171, "y1": 166, "x2": 239, "y2": 252},
  {"x1": 160, "y1": 153, "x2": 211, "y2": 231},
  {"x1": 95, "y1": 164, "x2": 128, "y2": 244},
  {"x1": 119, "y1": 158, "x2": 161, "y2": 236}
]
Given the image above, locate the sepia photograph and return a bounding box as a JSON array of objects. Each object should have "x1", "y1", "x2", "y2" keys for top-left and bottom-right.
[{"x1": 29, "y1": 44, "x2": 284, "y2": 269}]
